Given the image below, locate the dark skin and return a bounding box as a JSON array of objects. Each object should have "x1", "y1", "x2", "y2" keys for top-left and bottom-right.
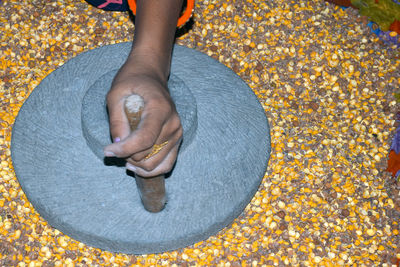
[{"x1": 104, "y1": 0, "x2": 184, "y2": 177}]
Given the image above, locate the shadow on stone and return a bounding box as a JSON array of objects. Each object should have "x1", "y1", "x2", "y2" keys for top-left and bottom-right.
[
  {"x1": 103, "y1": 156, "x2": 126, "y2": 167},
  {"x1": 126, "y1": 167, "x2": 173, "y2": 180}
]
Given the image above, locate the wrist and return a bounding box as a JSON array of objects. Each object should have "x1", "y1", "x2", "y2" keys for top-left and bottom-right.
[{"x1": 122, "y1": 48, "x2": 171, "y2": 83}]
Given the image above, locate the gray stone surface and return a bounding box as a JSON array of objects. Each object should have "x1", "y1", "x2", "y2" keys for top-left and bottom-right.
[{"x1": 11, "y1": 43, "x2": 271, "y2": 254}]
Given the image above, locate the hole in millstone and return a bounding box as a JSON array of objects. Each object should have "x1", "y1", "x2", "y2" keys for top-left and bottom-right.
[{"x1": 103, "y1": 157, "x2": 126, "y2": 167}]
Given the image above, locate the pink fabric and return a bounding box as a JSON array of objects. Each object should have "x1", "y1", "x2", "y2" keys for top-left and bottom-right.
[{"x1": 98, "y1": 0, "x2": 123, "y2": 8}]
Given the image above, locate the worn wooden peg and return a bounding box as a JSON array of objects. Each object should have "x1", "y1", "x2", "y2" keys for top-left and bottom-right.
[{"x1": 124, "y1": 94, "x2": 167, "y2": 213}]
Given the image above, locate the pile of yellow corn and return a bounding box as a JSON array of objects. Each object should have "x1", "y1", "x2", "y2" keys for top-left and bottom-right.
[{"x1": 1, "y1": 0, "x2": 399, "y2": 265}]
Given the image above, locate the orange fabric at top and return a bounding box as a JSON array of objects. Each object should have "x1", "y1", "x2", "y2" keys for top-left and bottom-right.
[{"x1": 127, "y1": 0, "x2": 195, "y2": 27}]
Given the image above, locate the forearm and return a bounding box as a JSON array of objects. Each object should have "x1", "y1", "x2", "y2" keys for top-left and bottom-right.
[{"x1": 126, "y1": 0, "x2": 184, "y2": 81}]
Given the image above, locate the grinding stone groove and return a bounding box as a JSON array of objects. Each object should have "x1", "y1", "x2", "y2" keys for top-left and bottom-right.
[{"x1": 11, "y1": 43, "x2": 271, "y2": 254}]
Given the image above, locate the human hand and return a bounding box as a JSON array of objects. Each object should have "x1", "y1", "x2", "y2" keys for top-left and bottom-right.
[{"x1": 103, "y1": 58, "x2": 182, "y2": 177}]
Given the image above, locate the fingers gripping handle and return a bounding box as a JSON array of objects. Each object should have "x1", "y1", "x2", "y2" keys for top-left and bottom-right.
[{"x1": 124, "y1": 95, "x2": 166, "y2": 213}]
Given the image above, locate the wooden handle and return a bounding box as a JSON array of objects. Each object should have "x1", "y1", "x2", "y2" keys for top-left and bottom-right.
[{"x1": 124, "y1": 95, "x2": 166, "y2": 213}]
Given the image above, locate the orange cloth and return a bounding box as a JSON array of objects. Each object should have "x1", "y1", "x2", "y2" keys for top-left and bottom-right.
[{"x1": 127, "y1": 0, "x2": 194, "y2": 27}]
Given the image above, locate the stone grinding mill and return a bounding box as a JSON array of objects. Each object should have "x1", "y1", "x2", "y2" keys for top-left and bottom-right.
[{"x1": 11, "y1": 43, "x2": 271, "y2": 254}]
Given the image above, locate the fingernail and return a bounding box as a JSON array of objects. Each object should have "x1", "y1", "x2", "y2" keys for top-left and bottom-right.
[
  {"x1": 104, "y1": 151, "x2": 116, "y2": 157},
  {"x1": 114, "y1": 137, "x2": 121, "y2": 143},
  {"x1": 126, "y1": 163, "x2": 137, "y2": 172}
]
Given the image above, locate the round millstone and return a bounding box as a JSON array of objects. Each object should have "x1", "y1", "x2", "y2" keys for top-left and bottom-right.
[{"x1": 11, "y1": 43, "x2": 271, "y2": 254}]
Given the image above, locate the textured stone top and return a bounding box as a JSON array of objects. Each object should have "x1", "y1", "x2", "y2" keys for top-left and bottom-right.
[{"x1": 11, "y1": 43, "x2": 270, "y2": 254}]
